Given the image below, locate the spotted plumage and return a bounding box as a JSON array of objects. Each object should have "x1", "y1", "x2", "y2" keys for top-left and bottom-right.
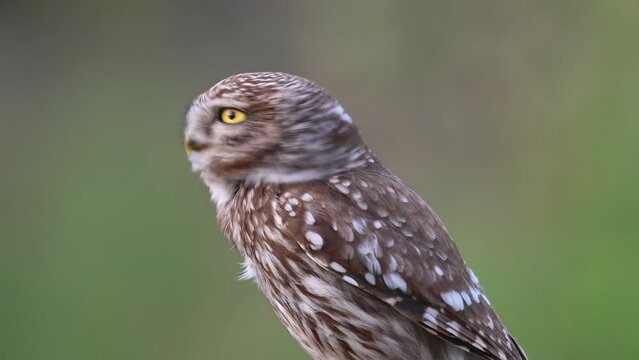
[{"x1": 184, "y1": 72, "x2": 526, "y2": 360}]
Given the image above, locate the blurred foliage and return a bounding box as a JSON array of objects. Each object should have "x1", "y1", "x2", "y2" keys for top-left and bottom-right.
[{"x1": 1, "y1": 1, "x2": 638, "y2": 359}]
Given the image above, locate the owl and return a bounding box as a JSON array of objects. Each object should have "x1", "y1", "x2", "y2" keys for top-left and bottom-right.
[{"x1": 184, "y1": 72, "x2": 527, "y2": 360}]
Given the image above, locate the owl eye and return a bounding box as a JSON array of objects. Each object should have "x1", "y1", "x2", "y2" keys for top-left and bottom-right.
[{"x1": 220, "y1": 108, "x2": 247, "y2": 124}]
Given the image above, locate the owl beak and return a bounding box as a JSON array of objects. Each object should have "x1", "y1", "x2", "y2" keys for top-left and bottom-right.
[{"x1": 184, "y1": 139, "x2": 210, "y2": 156}]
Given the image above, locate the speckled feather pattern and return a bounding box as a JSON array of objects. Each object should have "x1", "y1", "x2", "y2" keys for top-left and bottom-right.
[{"x1": 185, "y1": 72, "x2": 526, "y2": 360}]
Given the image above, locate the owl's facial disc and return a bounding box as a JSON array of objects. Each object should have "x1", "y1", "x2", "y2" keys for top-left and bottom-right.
[{"x1": 184, "y1": 72, "x2": 370, "y2": 187}]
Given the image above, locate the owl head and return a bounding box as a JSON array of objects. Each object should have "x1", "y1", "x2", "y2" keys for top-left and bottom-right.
[{"x1": 184, "y1": 72, "x2": 370, "y2": 189}]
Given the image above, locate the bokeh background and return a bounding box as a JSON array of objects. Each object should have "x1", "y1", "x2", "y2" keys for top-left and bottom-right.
[{"x1": 2, "y1": 1, "x2": 638, "y2": 359}]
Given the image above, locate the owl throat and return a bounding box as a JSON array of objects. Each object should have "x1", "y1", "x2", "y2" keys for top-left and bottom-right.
[{"x1": 201, "y1": 148, "x2": 376, "y2": 208}]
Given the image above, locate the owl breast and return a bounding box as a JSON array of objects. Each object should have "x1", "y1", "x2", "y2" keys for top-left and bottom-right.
[{"x1": 218, "y1": 183, "x2": 475, "y2": 360}]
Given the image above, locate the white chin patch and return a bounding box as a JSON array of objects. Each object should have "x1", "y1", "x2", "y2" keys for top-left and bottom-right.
[
  {"x1": 206, "y1": 178, "x2": 236, "y2": 207},
  {"x1": 188, "y1": 152, "x2": 210, "y2": 172},
  {"x1": 186, "y1": 151, "x2": 237, "y2": 207}
]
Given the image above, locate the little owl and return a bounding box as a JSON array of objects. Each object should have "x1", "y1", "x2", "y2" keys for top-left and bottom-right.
[{"x1": 184, "y1": 72, "x2": 526, "y2": 360}]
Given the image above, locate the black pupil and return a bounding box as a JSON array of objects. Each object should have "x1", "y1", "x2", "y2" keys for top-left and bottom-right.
[{"x1": 227, "y1": 110, "x2": 235, "y2": 119}]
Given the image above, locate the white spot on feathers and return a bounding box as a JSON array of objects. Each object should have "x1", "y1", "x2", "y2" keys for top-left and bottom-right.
[
  {"x1": 473, "y1": 337, "x2": 487, "y2": 350},
  {"x1": 364, "y1": 272, "x2": 376, "y2": 285},
  {"x1": 422, "y1": 307, "x2": 438, "y2": 324},
  {"x1": 357, "y1": 235, "x2": 382, "y2": 274},
  {"x1": 446, "y1": 323, "x2": 459, "y2": 336},
  {"x1": 441, "y1": 290, "x2": 465, "y2": 311},
  {"x1": 486, "y1": 316, "x2": 495, "y2": 329},
  {"x1": 375, "y1": 208, "x2": 389, "y2": 218},
  {"x1": 335, "y1": 183, "x2": 349, "y2": 194},
  {"x1": 342, "y1": 275, "x2": 358, "y2": 287},
  {"x1": 482, "y1": 293, "x2": 492, "y2": 305},
  {"x1": 384, "y1": 296, "x2": 402, "y2": 306},
  {"x1": 469, "y1": 286, "x2": 482, "y2": 303},
  {"x1": 467, "y1": 267, "x2": 480, "y2": 284},
  {"x1": 387, "y1": 255, "x2": 398, "y2": 272},
  {"x1": 329, "y1": 261, "x2": 346, "y2": 273},
  {"x1": 383, "y1": 272, "x2": 408, "y2": 293},
  {"x1": 304, "y1": 211, "x2": 315, "y2": 225},
  {"x1": 351, "y1": 218, "x2": 366, "y2": 234},
  {"x1": 460, "y1": 291, "x2": 472, "y2": 306},
  {"x1": 305, "y1": 231, "x2": 324, "y2": 250},
  {"x1": 401, "y1": 228, "x2": 414, "y2": 237}
]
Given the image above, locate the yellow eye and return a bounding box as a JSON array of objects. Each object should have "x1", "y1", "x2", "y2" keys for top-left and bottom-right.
[{"x1": 220, "y1": 108, "x2": 247, "y2": 124}]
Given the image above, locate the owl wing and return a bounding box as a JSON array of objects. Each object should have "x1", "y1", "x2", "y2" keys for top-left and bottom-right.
[{"x1": 279, "y1": 168, "x2": 526, "y2": 360}]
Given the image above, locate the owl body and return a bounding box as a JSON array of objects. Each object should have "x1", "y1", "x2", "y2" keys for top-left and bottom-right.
[
  {"x1": 185, "y1": 72, "x2": 526, "y2": 360},
  {"x1": 217, "y1": 171, "x2": 479, "y2": 360}
]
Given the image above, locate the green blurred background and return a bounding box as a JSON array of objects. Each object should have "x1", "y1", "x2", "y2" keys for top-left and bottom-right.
[{"x1": 2, "y1": 1, "x2": 638, "y2": 359}]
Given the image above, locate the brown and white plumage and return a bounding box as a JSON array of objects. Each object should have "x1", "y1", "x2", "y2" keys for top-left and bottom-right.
[{"x1": 184, "y1": 72, "x2": 526, "y2": 360}]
